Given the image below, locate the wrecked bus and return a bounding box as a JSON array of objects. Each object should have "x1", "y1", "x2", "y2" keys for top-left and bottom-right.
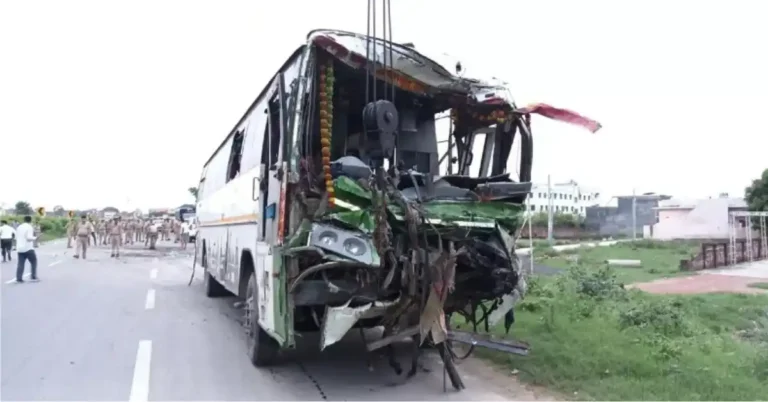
[{"x1": 194, "y1": 29, "x2": 600, "y2": 390}]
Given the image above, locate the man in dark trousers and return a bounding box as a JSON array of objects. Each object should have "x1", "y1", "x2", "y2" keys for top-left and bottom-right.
[
  {"x1": 0, "y1": 220, "x2": 14, "y2": 262},
  {"x1": 14, "y1": 215, "x2": 39, "y2": 283}
]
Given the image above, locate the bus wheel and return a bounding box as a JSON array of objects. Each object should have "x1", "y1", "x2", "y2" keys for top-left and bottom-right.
[{"x1": 245, "y1": 272, "x2": 279, "y2": 366}]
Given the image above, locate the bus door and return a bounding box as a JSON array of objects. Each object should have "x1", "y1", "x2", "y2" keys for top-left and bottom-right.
[{"x1": 254, "y1": 73, "x2": 288, "y2": 336}]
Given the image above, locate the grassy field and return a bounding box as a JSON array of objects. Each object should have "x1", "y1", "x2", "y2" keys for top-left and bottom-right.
[
  {"x1": 534, "y1": 239, "x2": 700, "y2": 283},
  {"x1": 458, "y1": 266, "x2": 768, "y2": 400}
]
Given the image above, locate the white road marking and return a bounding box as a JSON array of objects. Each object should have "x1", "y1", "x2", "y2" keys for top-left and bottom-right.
[
  {"x1": 149, "y1": 268, "x2": 158, "y2": 279},
  {"x1": 129, "y1": 340, "x2": 152, "y2": 402},
  {"x1": 144, "y1": 289, "x2": 156, "y2": 310},
  {"x1": 48, "y1": 260, "x2": 63, "y2": 267},
  {"x1": 5, "y1": 274, "x2": 30, "y2": 284}
]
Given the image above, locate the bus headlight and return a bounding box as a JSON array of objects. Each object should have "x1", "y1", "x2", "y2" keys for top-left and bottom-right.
[
  {"x1": 343, "y1": 238, "x2": 366, "y2": 256},
  {"x1": 318, "y1": 231, "x2": 338, "y2": 246},
  {"x1": 309, "y1": 224, "x2": 374, "y2": 265}
]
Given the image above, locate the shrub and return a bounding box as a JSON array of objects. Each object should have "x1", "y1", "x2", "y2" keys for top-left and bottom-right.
[{"x1": 1, "y1": 214, "x2": 69, "y2": 241}]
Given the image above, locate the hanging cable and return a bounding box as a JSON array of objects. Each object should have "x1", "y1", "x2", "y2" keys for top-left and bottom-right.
[
  {"x1": 362, "y1": 0, "x2": 398, "y2": 170},
  {"x1": 371, "y1": 0, "x2": 377, "y2": 102},
  {"x1": 386, "y1": 0, "x2": 395, "y2": 103},
  {"x1": 365, "y1": 0, "x2": 371, "y2": 103}
]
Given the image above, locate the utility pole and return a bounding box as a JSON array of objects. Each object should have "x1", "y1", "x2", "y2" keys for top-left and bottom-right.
[
  {"x1": 631, "y1": 188, "x2": 637, "y2": 240},
  {"x1": 547, "y1": 174, "x2": 554, "y2": 245}
]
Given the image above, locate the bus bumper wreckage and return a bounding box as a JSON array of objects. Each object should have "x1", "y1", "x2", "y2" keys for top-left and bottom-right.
[{"x1": 287, "y1": 172, "x2": 535, "y2": 388}]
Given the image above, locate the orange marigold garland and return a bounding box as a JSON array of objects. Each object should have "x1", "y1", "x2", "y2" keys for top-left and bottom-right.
[{"x1": 319, "y1": 60, "x2": 335, "y2": 207}]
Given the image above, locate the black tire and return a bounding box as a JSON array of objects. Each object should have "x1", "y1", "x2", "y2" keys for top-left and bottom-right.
[
  {"x1": 245, "y1": 272, "x2": 279, "y2": 366},
  {"x1": 204, "y1": 270, "x2": 228, "y2": 298}
]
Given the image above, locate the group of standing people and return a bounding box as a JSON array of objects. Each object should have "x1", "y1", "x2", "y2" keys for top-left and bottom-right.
[{"x1": 65, "y1": 216, "x2": 193, "y2": 259}]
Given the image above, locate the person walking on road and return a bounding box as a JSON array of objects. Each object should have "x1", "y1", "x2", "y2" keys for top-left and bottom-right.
[
  {"x1": 11, "y1": 220, "x2": 19, "y2": 250},
  {"x1": 73, "y1": 215, "x2": 94, "y2": 259},
  {"x1": 65, "y1": 218, "x2": 76, "y2": 248},
  {"x1": 107, "y1": 217, "x2": 123, "y2": 258},
  {"x1": 179, "y1": 220, "x2": 190, "y2": 250},
  {"x1": 14, "y1": 216, "x2": 39, "y2": 283},
  {"x1": 32, "y1": 221, "x2": 41, "y2": 248},
  {"x1": 99, "y1": 219, "x2": 108, "y2": 245},
  {"x1": 124, "y1": 219, "x2": 134, "y2": 245},
  {"x1": 89, "y1": 217, "x2": 97, "y2": 246},
  {"x1": 1, "y1": 220, "x2": 15, "y2": 262}
]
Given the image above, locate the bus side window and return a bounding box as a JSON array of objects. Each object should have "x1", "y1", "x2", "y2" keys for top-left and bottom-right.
[
  {"x1": 259, "y1": 112, "x2": 272, "y2": 241},
  {"x1": 259, "y1": 100, "x2": 282, "y2": 242},
  {"x1": 226, "y1": 129, "x2": 245, "y2": 183}
]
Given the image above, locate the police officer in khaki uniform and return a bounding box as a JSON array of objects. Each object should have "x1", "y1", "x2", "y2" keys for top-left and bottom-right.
[
  {"x1": 88, "y1": 217, "x2": 97, "y2": 246},
  {"x1": 172, "y1": 219, "x2": 179, "y2": 243},
  {"x1": 33, "y1": 222, "x2": 41, "y2": 248},
  {"x1": 147, "y1": 221, "x2": 159, "y2": 250},
  {"x1": 73, "y1": 215, "x2": 94, "y2": 259},
  {"x1": 143, "y1": 221, "x2": 151, "y2": 247},
  {"x1": 124, "y1": 219, "x2": 134, "y2": 245},
  {"x1": 107, "y1": 218, "x2": 123, "y2": 257},
  {"x1": 65, "y1": 219, "x2": 76, "y2": 248},
  {"x1": 97, "y1": 220, "x2": 107, "y2": 246}
]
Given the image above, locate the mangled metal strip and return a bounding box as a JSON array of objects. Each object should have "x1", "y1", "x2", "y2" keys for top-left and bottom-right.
[
  {"x1": 488, "y1": 291, "x2": 520, "y2": 326},
  {"x1": 366, "y1": 325, "x2": 420, "y2": 352},
  {"x1": 447, "y1": 330, "x2": 530, "y2": 356},
  {"x1": 320, "y1": 299, "x2": 398, "y2": 350}
]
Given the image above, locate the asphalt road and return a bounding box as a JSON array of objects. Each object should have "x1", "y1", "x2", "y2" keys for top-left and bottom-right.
[{"x1": 1, "y1": 238, "x2": 533, "y2": 401}]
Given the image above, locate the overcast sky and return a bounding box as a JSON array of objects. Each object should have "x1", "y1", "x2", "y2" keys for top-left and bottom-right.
[{"x1": 1, "y1": 0, "x2": 766, "y2": 211}]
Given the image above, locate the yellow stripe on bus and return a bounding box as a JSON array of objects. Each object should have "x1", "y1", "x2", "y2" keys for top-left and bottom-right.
[{"x1": 198, "y1": 213, "x2": 260, "y2": 227}]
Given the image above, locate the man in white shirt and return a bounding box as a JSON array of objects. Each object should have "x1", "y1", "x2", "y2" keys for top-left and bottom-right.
[
  {"x1": 179, "y1": 220, "x2": 191, "y2": 250},
  {"x1": 1, "y1": 220, "x2": 15, "y2": 262},
  {"x1": 14, "y1": 216, "x2": 39, "y2": 283}
]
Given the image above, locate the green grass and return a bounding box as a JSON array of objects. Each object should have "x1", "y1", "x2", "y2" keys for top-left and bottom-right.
[
  {"x1": 534, "y1": 239, "x2": 700, "y2": 284},
  {"x1": 747, "y1": 282, "x2": 768, "y2": 290},
  {"x1": 38, "y1": 230, "x2": 66, "y2": 242},
  {"x1": 459, "y1": 267, "x2": 768, "y2": 401}
]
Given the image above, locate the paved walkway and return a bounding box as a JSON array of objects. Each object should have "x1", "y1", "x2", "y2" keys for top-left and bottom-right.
[{"x1": 632, "y1": 260, "x2": 768, "y2": 295}]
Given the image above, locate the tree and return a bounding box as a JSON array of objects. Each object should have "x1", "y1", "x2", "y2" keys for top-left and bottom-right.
[
  {"x1": 188, "y1": 186, "x2": 198, "y2": 199},
  {"x1": 14, "y1": 201, "x2": 33, "y2": 215},
  {"x1": 53, "y1": 205, "x2": 65, "y2": 216},
  {"x1": 745, "y1": 168, "x2": 768, "y2": 211}
]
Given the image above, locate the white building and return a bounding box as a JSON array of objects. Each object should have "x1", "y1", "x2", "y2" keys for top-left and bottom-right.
[
  {"x1": 649, "y1": 195, "x2": 748, "y2": 240},
  {"x1": 526, "y1": 180, "x2": 600, "y2": 216}
]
